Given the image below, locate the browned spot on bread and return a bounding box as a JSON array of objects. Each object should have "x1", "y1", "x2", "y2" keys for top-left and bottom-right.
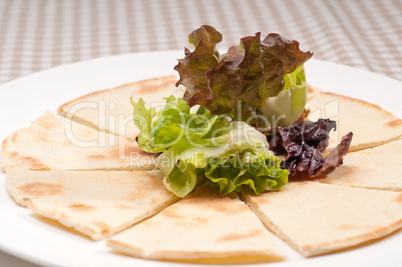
[
  {"x1": 17, "y1": 182, "x2": 62, "y2": 197},
  {"x1": 205, "y1": 200, "x2": 249, "y2": 215},
  {"x1": 10, "y1": 151, "x2": 19, "y2": 158},
  {"x1": 86, "y1": 154, "x2": 105, "y2": 159},
  {"x1": 386, "y1": 119, "x2": 402, "y2": 128},
  {"x1": 115, "y1": 203, "x2": 135, "y2": 210},
  {"x1": 11, "y1": 132, "x2": 19, "y2": 142},
  {"x1": 307, "y1": 84, "x2": 314, "y2": 93},
  {"x1": 107, "y1": 145, "x2": 157, "y2": 163},
  {"x1": 125, "y1": 145, "x2": 157, "y2": 159},
  {"x1": 338, "y1": 224, "x2": 355, "y2": 231},
  {"x1": 174, "y1": 216, "x2": 209, "y2": 228},
  {"x1": 2, "y1": 136, "x2": 8, "y2": 147},
  {"x1": 248, "y1": 193, "x2": 271, "y2": 205},
  {"x1": 216, "y1": 229, "x2": 263, "y2": 243},
  {"x1": 163, "y1": 207, "x2": 184, "y2": 219},
  {"x1": 136, "y1": 77, "x2": 177, "y2": 94},
  {"x1": 393, "y1": 193, "x2": 402, "y2": 203},
  {"x1": 68, "y1": 203, "x2": 97, "y2": 211},
  {"x1": 107, "y1": 239, "x2": 145, "y2": 254},
  {"x1": 91, "y1": 221, "x2": 111, "y2": 234},
  {"x1": 22, "y1": 156, "x2": 48, "y2": 170}
]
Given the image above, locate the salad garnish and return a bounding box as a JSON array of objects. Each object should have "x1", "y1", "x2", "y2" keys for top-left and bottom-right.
[
  {"x1": 267, "y1": 119, "x2": 353, "y2": 177},
  {"x1": 132, "y1": 96, "x2": 288, "y2": 198},
  {"x1": 132, "y1": 25, "x2": 352, "y2": 197},
  {"x1": 174, "y1": 25, "x2": 313, "y2": 127}
]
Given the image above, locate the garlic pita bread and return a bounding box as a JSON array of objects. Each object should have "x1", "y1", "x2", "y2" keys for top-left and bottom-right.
[
  {"x1": 107, "y1": 184, "x2": 286, "y2": 263},
  {"x1": 242, "y1": 181, "x2": 402, "y2": 257},
  {"x1": 306, "y1": 92, "x2": 402, "y2": 152},
  {"x1": 6, "y1": 167, "x2": 179, "y2": 240},
  {"x1": 1, "y1": 111, "x2": 157, "y2": 172},
  {"x1": 317, "y1": 139, "x2": 402, "y2": 191},
  {"x1": 58, "y1": 75, "x2": 179, "y2": 139}
]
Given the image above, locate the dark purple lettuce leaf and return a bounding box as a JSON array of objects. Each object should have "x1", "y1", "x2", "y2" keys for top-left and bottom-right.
[
  {"x1": 174, "y1": 26, "x2": 313, "y2": 124},
  {"x1": 268, "y1": 119, "x2": 353, "y2": 177}
]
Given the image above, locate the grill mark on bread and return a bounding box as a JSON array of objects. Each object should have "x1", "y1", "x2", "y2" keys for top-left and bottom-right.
[
  {"x1": 22, "y1": 156, "x2": 48, "y2": 169},
  {"x1": 68, "y1": 203, "x2": 97, "y2": 211},
  {"x1": 393, "y1": 193, "x2": 402, "y2": 203},
  {"x1": 86, "y1": 154, "x2": 105, "y2": 159},
  {"x1": 11, "y1": 132, "x2": 19, "y2": 142},
  {"x1": 17, "y1": 182, "x2": 62, "y2": 197},
  {"x1": 163, "y1": 208, "x2": 184, "y2": 219},
  {"x1": 115, "y1": 203, "x2": 136, "y2": 210},
  {"x1": 386, "y1": 119, "x2": 402, "y2": 128},
  {"x1": 216, "y1": 229, "x2": 263, "y2": 243},
  {"x1": 91, "y1": 221, "x2": 111, "y2": 234},
  {"x1": 338, "y1": 224, "x2": 355, "y2": 231}
]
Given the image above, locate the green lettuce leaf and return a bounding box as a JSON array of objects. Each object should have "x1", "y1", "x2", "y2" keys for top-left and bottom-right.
[
  {"x1": 132, "y1": 95, "x2": 228, "y2": 153},
  {"x1": 261, "y1": 65, "x2": 308, "y2": 127},
  {"x1": 132, "y1": 97, "x2": 288, "y2": 197},
  {"x1": 174, "y1": 25, "x2": 312, "y2": 126}
]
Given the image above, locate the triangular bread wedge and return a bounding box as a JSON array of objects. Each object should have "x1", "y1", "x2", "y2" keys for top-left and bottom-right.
[
  {"x1": 6, "y1": 167, "x2": 179, "y2": 240},
  {"x1": 306, "y1": 92, "x2": 402, "y2": 152},
  {"x1": 107, "y1": 184, "x2": 286, "y2": 263},
  {"x1": 1, "y1": 111, "x2": 157, "y2": 172},
  {"x1": 58, "y1": 75, "x2": 179, "y2": 139},
  {"x1": 306, "y1": 84, "x2": 321, "y2": 102},
  {"x1": 318, "y1": 139, "x2": 402, "y2": 191},
  {"x1": 241, "y1": 181, "x2": 402, "y2": 257}
]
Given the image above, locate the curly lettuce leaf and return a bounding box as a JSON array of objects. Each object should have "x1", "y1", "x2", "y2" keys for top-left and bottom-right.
[
  {"x1": 175, "y1": 26, "x2": 313, "y2": 126},
  {"x1": 174, "y1": 25, "x2": 222, "y2": 108},
  {"x1": 132, "y1": 97, "x2": 288, "y2": 197},
  {"x1": 267, "y1": 119, "x2": 353, "y2": 177},
  {"x1": 132, "y1": 95, "x2": 227, "y2": 153},
  {"x1": 157, "y1": 121, "x2": 288, "y2": 197},
  {"x1": 204, "y1": 152, "x2": 287, "y2": 195}
]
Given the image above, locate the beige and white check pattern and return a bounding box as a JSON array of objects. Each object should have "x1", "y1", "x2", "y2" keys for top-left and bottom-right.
[
  {"x1": 0, "y1": 0, "x2": 401, "y2": 85},
  {"x1": 0, "y1": 0, "x2": 401, "y2": 266}
]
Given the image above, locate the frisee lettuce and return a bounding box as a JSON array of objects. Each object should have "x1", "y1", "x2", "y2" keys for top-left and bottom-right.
[{"x1": 132, "y1": 96, "x2": 288, "y2": 197}]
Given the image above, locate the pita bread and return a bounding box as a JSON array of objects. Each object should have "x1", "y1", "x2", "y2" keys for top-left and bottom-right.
[
  {"x1": 241, "y1": 181, "x2": 402, "y2": 257},
  {"x1": 58, "y1": 75, "x2": 179, "y2": 139},
  {"x1": 317, "y1": 139, "x2": 402, "y2": 191},
  {"x1": 107, "y1": 184, "x2": 286, "y2": 263},
  {"x1": 306, "y1": 84, "x2": 321, "y2": 102},
  {"x1": 1, "y1": 111, "x2": 157, "y2": 173},
  {"x1": 306, "y1": 92, "x2": 402, "y2": 152},
  {"x1": 6, "y1": 167, "x2": 179, "y2": 240}
]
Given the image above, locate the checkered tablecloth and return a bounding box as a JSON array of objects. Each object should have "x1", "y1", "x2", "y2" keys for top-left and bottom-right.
[
  {"x1": 1, "y1": 0, "x2": 401, "y2": 266},
  {"x1": 0, "y1": 0, "x2": 401, "y2": 86}
]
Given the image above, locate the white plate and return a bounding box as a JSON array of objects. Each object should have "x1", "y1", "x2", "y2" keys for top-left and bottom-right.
[{"x1": 0, "y1": 51, "x2": 401, "y2": 267}]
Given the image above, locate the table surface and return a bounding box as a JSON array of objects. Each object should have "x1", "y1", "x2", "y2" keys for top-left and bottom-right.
[{"x1": 0, "y1": 0, "x2": 401, "y2": 266}]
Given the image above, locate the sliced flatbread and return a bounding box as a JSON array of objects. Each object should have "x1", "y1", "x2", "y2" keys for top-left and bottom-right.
[
  {"x1": 318, "y1": 139, "x2": 402, "y2": 191},
  {"x1": 107, "y1": 184, "x2": 286, "y2": 263},
  {"x1": 306, "y1": 92, "x2": 402, "y2": 152},
  {"x1": 6, "y1": 167, "x2": 179, "y2": 240},
  {"x1": 242, "y1": 181, "x2": 402, "y2": 257},
  {"x1": 1, "y1": 111, "x2": 157, "y2": 172},
  {"x1": 306, "y1": 84, "x2": 321, "y2": 102},
  {"x1": 58, "y1": 75, "x2": 179, "y2": 139}
]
